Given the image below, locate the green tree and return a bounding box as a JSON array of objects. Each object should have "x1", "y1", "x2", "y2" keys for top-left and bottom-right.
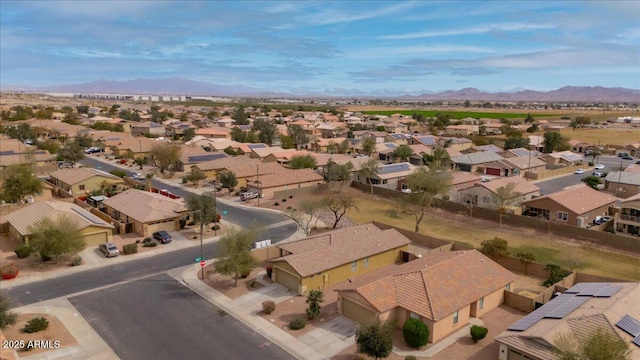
[
  {"x1": 403, "y1": 318, "x2": 429, "y2": 348},
  {"x1": 543, "y1": 132, "x2": 570, "y2": 153},
  {"x1": 470, "y1": 325, "x2": 489, "y2": 343},
  {"x1": 183, "y1": 128, "x2": 196, "y2": 141},
  {"x1": 76, "y1": 105, "x2": 89, "y2": 114},
  {"x1": 28, "y1": 215, "x2": 86, "y2": 263},
  {"x1": 0, "y1": 292, "x2": 18, "y2": 331},
  {"x1": 515, "y1": 251, "x2": 536, "y2": 274},
  {"x1": 306, "y1": 290, "x2": 324, "y2": 320},
  {"x1": 504, "y1": 133, "x2": 530, "y2": 150},
  {"x1": 361, "y1": 137, "x2": 376, "y2": 156},
  {"x1": 218, "y1": 171, "x2": 238, "y2": 195},
  {"x1": 479, "y1": 237, "x2": 509, "y2": 257},
  {"x1": 186, "y1": 193, "x2": 218, "y2": 256},
  {"x1": 74, "y1": 133, "x2": 94, "y2": 148},
  {"x1": 185, "y1": 168, "x2": 207, "y2": 187},
  {"x1": 58, "y1": 142, "x2": 84, "y2": 164},
  {"x1": 392, "y1": 144, "x2": 414, "y2": 162},
  {"x1": 526, "y1": 123, "x2": 539, "y2": 133},
  {"x1": 281, "y1": 135, "x2": 295, "y2": 149},
  {"x1": 400, "y1": 167, "x2": 451, "y2": 232},
  {"x1": 287, "y1": 124, "x2": 309, "y2": 149},
  {"x1": 542, "y1": 262, "x2": 569, "y2": 287},
  {"x1": 252, "y1": 119, "x2": 277, "y2": 146},
  {"x1": 230, "y1": 127, "x2": 246, "y2": 142},
  {"x1": 289, "y1": 154, "x2": 317, "y2": 169},
  {"x1": 553, "y1": 327, "x2": 631, "y2": 360},
  {"x1": 581, "y1": 176, "x2": 602, "y2": 189},
  {"x1": 63, "y1": 112, "x2": 80, "y2": 125},
  {"x1": 423, "y1": 146, "x2": 450, "y2": 169},
  {"x1": 6, "y1": 123, "x2": 36, "y2": 142},
  {"x1": 232, "y1": 106, "x2": 249, "y2": 125},
  {"x1": 324, "y1": 160, "x2": 353, "y2": 191},
  {"x1": 355, "y1": 319, "x2": 394, "y2": 360},
  {"x1": 0, "y1": 164, "x2": 43, "y2": 203},
  {"x1": 322, "y1": 192, "x2": 357, "y2": 228},
  {"x1": 214, "y1": 227, "x2": 260, "y2": 287},
  {"x1": 524, "y1": 113, "x2": 535, "y2": 123},
  {"x1": 337, "y1": 139, "x2": 350, "y2": 154},
  {"x1": 37, "y1": 139, "x2": 61, "y2": 154},
  {"x1": 491, "y1": 183, "x2": 521, "y2": 227},
  {"x1": 359, "y1": 158, "x2": 380, "y2": 194},
  {"x1": 149, "y1": 143, "x2": 181, "y2": 174}
]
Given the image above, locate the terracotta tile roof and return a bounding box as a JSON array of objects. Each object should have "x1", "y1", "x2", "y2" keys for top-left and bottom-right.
[
  {"x1": 449, "y1": 171, "x2": 483, "y2": 185},
  {"x1": 522, "y1": 184, "x2": 618, "y2": 215},
  {"x1": 315, "y1": 137, "x2": 348, "y2": 147},
  {"x1": 502, "y1": 155, "x2": 546, "y2": 169},
  {"x1": 195, "y1": 128, "x2": 229, "y2": 136},
  {"x1": 273, "y1": 224, "x2": 411, "y2": 277},
  {"x1": 335, "y1": 250, "x2": 516, "y2": 321},
  {"x1": 102, "y1": 189, "x2": 188, "y2": 223},
  {"x1": 49, "y1": 167, "x2": 122, "y2": 186},
  {"x1": 6, "y1": 201, "x2": 113, "y2": 235},
  {"x1": 252, "y1": 168, "x2": 324, "y2": 189},
  {"x1": 193, "y1": 157, "x2": 283, "y2": 178},
  {"x1": 480, "y1": 177, "x2": 540, "y2": 195}
]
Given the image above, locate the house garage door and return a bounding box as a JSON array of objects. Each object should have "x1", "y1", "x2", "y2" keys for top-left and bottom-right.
[
  {"x1": 342, "y1": 298, "x2": 376, "y2": 324},
  {"x1": 146, "y1": 220, "x2": 177, "y2": 236},
  {"x1": 84, "y1": 231, "x2": 108, "y2": 247},
  {"x1": 276, "y1": 269, "x2": 299, "y2": 293},
  {"x1": 486, "y1": 168, "x2": 501, "y2": 176}
]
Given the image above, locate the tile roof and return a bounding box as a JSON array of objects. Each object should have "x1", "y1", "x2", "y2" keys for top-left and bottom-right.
[
  {"x1": 451, "y1": 151, "x2": 504, "y2": 165},
  {"x1": 335, "y1": 250, "x2": 516, "y2": 321},
  {"x1": 449, "y1": 171, "x2": 483, "y2": 185},
  {"x1": 6, "y1": 201, "x2": 113, "y2": 235},
  {"x1": 273, "y1": 224, "x2": 411, "y2": 277},
  {"x1": 375, "y1": 162, "x2": 417, "y2": 180},
  {"x1": 502, "y1": 155, "x2": 546, "y2": 169},
  {"x1": 474, "y1": 144, "x2": 504, "y2": 153},
  {"x1": 193, "y1": 157, "x2": 283, "y2": 178},
  {"x1": 49, "y1": 167, "x2": 122, "y2": 185},
  {"x1": 102, "y1": 189, "x2": 188, "y2": 223},
  {"x1": 604, "y1": 171, "x2": 640, "y2": 185},
  {"x1": 480, "y1": 177, "x2": 540, "y2": 195},
  {"x1": 251, "y1": 168, "x2": 324, "y2": 189},
  {"x1": 522, "y1": 184, "x2": 618, "y2": 214}
]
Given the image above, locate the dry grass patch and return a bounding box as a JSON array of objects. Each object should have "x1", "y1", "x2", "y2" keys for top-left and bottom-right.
[{"x1": 559, "y1": 127, "x2": 640, "y2": 146}]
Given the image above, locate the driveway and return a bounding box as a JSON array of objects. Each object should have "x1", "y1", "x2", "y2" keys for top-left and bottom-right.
[
  {"x1": 298, "y1": 315, "x2": 357, "y2": 358},
  {"x1": 234, "y1": 282, "x2": 297, "y2": 312}
]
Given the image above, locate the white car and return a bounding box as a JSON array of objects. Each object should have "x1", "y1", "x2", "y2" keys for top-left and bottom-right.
[
  {"x1": 594, "y1": 164, "x2": 605, "y2": 170},
  {"x1": 593, "y1": 171, "x2": 604, "y2": 177},
  {"x1": 132, "y1": 173, "x2": 145, "y2": 181},
  {"x1": 574, "y1": 169, "x2": 586, "y2": 174}
]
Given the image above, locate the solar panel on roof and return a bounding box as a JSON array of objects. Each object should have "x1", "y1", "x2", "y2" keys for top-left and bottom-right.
[
  {"x1": 508, "y1": 312, "x2": 546, "y2": 331},
  {"x1": 377, "y1": 163, "x2": 410, "y2": 175},
  {"x1": 594, "y1": 285, "x2": 622, "y2": 297},
  {"x1": 248, "y1": 144, "x2": 267, "y2": 149},
  {"x1": 0, "y1": 150, "x2": 16, "y2": 155},
  {"x1": 565, "y1": 283, "x2": 590, "y2": 294},
  {"x1": 616, "y1": 315, "x2": 640, "y2": 337},
  {"x1": 71, "y1": 207, "x2": 107, "y2": 225},
  {"x1": 384, "y1": 143, "x2": 397, "y2": 148},
  {"x1": 577, "y1": 283, "x2": 609, "y2": 296},
  {"x1": 633, "y1": 335, "x2": 640, "y2": 347},
  {"x1": 545, "y1": 297, "x2": 589, "y2": 319},
  {"x1": 188, "y1": 154, "x2": 227, "y2": 163}
]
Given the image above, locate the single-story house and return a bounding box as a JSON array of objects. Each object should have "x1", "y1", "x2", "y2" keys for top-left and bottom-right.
[
  {"x1": 357, "y1": 162, "x2": 417, "y2": 190},
  {"x1": 131, "y1": 121, "x2": 165, "y2": 137},
  {"x1": 499, "y1": 148, "x2": 542, "y2": 159},
  {"x1": 445, "y1": 125, "x2": 478, "y2": 136},
  {"x1": 451, "y1": 151, "x2": 505, "y2": 173},
  {"x1": 569, "y1": 139, "x2": 590, "y2": 154},
  {"x1": 195, "y1": 127, "x2": 230, "y2": 139},
  {"x1": 614, "y1": 193, "x2": 640, "y2": 237},
  {"x1": 496, "y1": 282, "x2": 640, "y2": 360},
  {"x1": 102, "y1": 189, "x2": 189, "y2": 237},
  {"x1": 191, "y1": 157, "x2": 283, "y2": 188},
  {"x1": 6, "y1": 201, "x2": 114, "y2": 246},
  {"x1": 483, "y1": 156, "x2": 546, "y2": 177},
  {"x1": 539, "y1": 151, "x2": 584, "y2": 167},
  {"x1": 603, "y1": 171, "x2": 640, "y2": 198},
  {"x1": 438, "y1": 137, "x2": 473, "y2": 151},
  {"x1": 49, "y1": 167, "x2": 125, "y2": 196},
  {"x1": 521, "y1": 184, "x2": 618, "y2": 227},
  {"x1": 458, "y1": 177, "x2": 541, "y2": 214},
  {"x1": 270, "y1": 224, "x2": 411, "y2": 294},
  {"x1": 175, "y1": 146, "x2": 227, "y2": 172},
  {"x1": 109, "y1": 137, "x2": 157, "y2": 160},
  {"x1": 313, "y1": 137, "x2": 349, "y2": 153},
  {"x1": 385, "y1": 133, "x2": 412, "y2": 145},
  {"x1": 246, "y1": 168, "x2": 324, "y2": 199},
  {"x1": 448, "y1": 171, "x2": 483, "y2": 202},
  {"x1": 408, "y1": 135, "x2": 438, "y2": 147},
  {"x1": 335, "y1": 250, "x2": 516, "y2": 344},
  {"x1": 263, "y1": 150, "x2": 310, "y2": 164}
]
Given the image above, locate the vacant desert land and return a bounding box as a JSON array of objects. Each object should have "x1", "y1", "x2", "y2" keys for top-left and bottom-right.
[{"x1": 559, "y1": 127, "x2": 640, "y2": 146}]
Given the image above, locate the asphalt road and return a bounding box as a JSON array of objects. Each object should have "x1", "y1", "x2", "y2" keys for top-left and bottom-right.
[
  {"x1": 68, "y1": 273, "x2": 294, "y2": 360},
  {"x1": 534, "y1": 155, "x2": 638, "y2": 195},
  {"x1": 79, "y1": 156, "x2": 292, "y2": 230}
]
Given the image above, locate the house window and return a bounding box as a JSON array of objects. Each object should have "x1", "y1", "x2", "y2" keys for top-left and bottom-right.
[
  {"x1": 79, "y1": 185, "x2": 85, "y2": 191},
  {"x1": 505, "y1": 284, "x2": 511, "y2": 291},
  {"x1": 409, "y1": 312, "x2": 420, "y2": 320},
  {"x1": 557, "y1": 211, "x2": 568, "y2": 222},
  {"x1": 482, "y1": 196, "x2": 491, "y2": 204},
  {"x1": 453, "y1": 310, "x2": 459, "y2": 324},
  {"x1": 351, "y1": 261, "x2": 357, "y2": 272},
  {"x1": 479, "y1": 297, "x2": 484, "y2": 310},
  {"x1": 364, "y1": 257, "x2": 369, "y2": 267}
]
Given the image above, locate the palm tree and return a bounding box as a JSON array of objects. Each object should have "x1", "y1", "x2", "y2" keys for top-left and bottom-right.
[
  {"x1": 306, "y1": 290, "x2": 324, "y2": 320},
  {"x1": 145, "y1": 171, "x2": 155, "y2": 192}
]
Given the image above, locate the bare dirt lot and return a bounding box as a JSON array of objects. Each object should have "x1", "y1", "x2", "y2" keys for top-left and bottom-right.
[{"x1": 0, "y1": 313, "x2": 77, "y2": 358}]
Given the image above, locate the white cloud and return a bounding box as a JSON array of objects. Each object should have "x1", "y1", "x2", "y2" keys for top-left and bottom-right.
[
  {"x1": 305, "y1": 1, "x2": 418, "y2": 26},
  {"x1": 380, "y1": 23, "x2": 555, "y2": 40}
]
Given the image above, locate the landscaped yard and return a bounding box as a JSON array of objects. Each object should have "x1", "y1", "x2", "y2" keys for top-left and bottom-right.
[{"x1": 0, "y1": 313, "x2": 77, "y2": 358}]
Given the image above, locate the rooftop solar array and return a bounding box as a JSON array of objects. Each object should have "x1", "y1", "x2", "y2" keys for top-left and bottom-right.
[
  {"x1": 71, "y1": 207, "x2": 108, "y2": 225},
  {"x1": 384, "y1": 143, "x2": 397, "y2": 148},
  {"x1": 377, "y1": 163, "x2": 411, "y2": 175},
  {"x1": 248, "y1": 144, "x2": 267, "y2": 149},
  {"x1": 188, "y1": 153, "x2": 227, "y2": 163},
  {"x1": 616, "y1": 315, "x2": 640, "y2": 348},
  {"x1": 508, "y1": 283, "x2": 622, "y2": 332},
  {"x1": 416, "y1": 136, "x2": 437, "y2": 145},
  {"x1": 563, "y1": 153, "x2": 583, "y2": 162},
  {"x1": 0, "y1": 150, "x2": 16, "y2": 155}
]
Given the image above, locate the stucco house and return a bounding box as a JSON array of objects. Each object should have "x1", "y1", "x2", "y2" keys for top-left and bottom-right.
[
  {"x1": 245, "y1": 168, "x2": 324, "y2": 199},
  {"x1": 614, "y1": 193, "x2": 640, "y2": 237},
  {"x1": 521, "y1": 184, "x2": 618, "y2": 227},
  {"x1": 451, "y1": 151, "x2": 505, "y2": 173},
  {"x1": 270, "y1": 224, "x2": 411, "y2": 295},
  {"x1": 335, "y1": 250, "x2": 516, "y2": 344},
  {"x1": 357, "y1": 162, "x2": 417, "y2": 191},
  {"x1": 457, "y1": 177, "x2": 541, "y2": 214},
  {"x1": 48, "y1": 167, "x2": 125, "y2": 196},
  {"x1": 131, "y1": 121, "x2": 165, "y2": 137},
  {"x1": 603, "y1": 171, "x2": 640, "y2": 198},
  {"x1": 191, "y1": 157, "x2": 283, "y2": 188},
  {"x1": 6, "y1": 201, "x2": 114, "y2": 246},
  {"x1": 445, "y1": 124, "x2": 478, "y2": 136},
  {"x1": 101, "y1": 189, "x2": 189, "y2": 237}
]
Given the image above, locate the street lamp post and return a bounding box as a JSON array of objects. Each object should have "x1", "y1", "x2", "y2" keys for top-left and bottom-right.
[
  {"x1": 139, "y1": 140, "x2": 143, "y2": 170},
  {"x1": 190, "y1": 209, "x2": 205, "y2": 280}
]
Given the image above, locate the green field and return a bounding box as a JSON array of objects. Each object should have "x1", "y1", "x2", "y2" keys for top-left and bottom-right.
[{"x1": 362, "y1": 110, "x2": 554, "y2": 119}]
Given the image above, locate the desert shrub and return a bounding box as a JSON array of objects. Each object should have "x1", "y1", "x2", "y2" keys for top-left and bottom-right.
[
  {"x1": 211, "y1": 225, "x2": 220, "y2": 230},
  {"x1": 405, "y1": 356, "x2": 417, "y2": 360},
  {"x1": 142, "y1": 237, "x2": 152, "y2": 243},
  {"x1": 262, "y1": 300, "x2": 276, "y2": 314},
  {"x1": 274, "y1": 202, "x2": 279, "y2": 206},
  {"x1": 286, "y1": 206, "x2": 292, "y2": 210},
  {"x1": 181, "y1": 177, "x2": 188, "y2": 184},
  {"x1": 71, "y1": 256, "x2": 82, "y2": 266},
  {"x1": 479, "y1": 237, "x2": 509, "y2": 257},
  {"x1": 289, "y1": 195, "x2": 293, "y2": 199},
  {"x1": 240, "y1": 269, "x2": 251, "y2": 278},
  {"x1": 282, "y1": 198, "x2": 287, "y2": 202},
  {"x1": 288, "y1": 317, "x2": 306, "y2": 330},
  {"x1": 403, "y1": 319, "x2": 429, "y2": 348},
  {"x1": 23, "y1": 317, "x2": 49, "y2": 333},
  {"x1": 40, "y1": 253, "x2": 52, "y2": 262},
  {"x1": 0, "y1": 264, "x2": 19, "y2": 280},
  {"x1": 14, "y1": 246, "x2": 33, "y2": 259},
  {"x1": 109, "y1": 169, "x2": 127, "y2": 178},
  {"x1": 142, "y1": 242, "x2": 157, "y2": 248},
  {"x1": 470, "y1": 325, "x2": 488, "y2": 342},
  {"x1": 123, "y1": 243, "x2": 138, "y2": 255},
  {"x1": 136, "y1": 239, "x2": 141, "y2": 244}
]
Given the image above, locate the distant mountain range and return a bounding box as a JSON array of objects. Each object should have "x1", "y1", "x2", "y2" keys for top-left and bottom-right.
[{"x1": 3, "y1": 78, "x2": 639, "y2": 102}]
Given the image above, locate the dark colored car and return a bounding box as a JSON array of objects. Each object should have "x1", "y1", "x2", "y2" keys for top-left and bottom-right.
[
  {"x1": 152, "y1": 231, "x2": 172, "y2": 244},
  {"x1": 622, "y1": 155, "x2": 634, "y2": 160},
  {"x1": 98, "y1": 242, "x2": 120, "y2": 257}
]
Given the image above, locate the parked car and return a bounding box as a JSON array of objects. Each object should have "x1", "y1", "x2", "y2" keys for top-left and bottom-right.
[
  {"x1": 132, "y1": 173, "x2": 145, "y2": 181},
  {"x1": 594, "y1": 164, "x2": 605, "y2": 170},
  {"x1": 618, "y1": 152, "x2": 628, "y2": 158},
  {"x1": 98, "y1": 242, "x2": 120, "y2": 257},
  {"x1": 636, "y1": 160, "x2": 640, "y2": 165},
  {"x1": 240, "y1": 192, "x2": 259, "y2": 201},
  {"x1": 84, "y1": 147, "x2": 102, "y2": 154},
  {"x1": 152, "y1": 231, "x2": 172, "y2": 244},
  {"x1": 574, "y1": 169, "x2": 586, "y2": 174},
  {"x1": 593, "y1": 171, "x2": 605, "y2": 177},
  {"x1": 622, "y1": 155, "x2": 634, "y2": 160}
]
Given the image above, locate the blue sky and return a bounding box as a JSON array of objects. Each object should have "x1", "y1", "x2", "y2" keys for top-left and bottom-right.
[{"x1": 1, "y1": 1, "x2": 639, "y2": 95}]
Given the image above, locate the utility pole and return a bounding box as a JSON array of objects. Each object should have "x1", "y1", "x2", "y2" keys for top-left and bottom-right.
[
  {"x1": 256, "y1": 164, "x2": 260, "y2": 207},
  {"x1": 616, "y1": 160, "x2": 623, "y2": 197},
  {"x1": 139, "y1": 139, "x2": 143, "y2": 170}
]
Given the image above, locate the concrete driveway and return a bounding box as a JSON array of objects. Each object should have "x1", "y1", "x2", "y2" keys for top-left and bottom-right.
[
  {"x1": 298, "y1": 315, "x2": 357, "y2": 358},
  {"x1": 234, "y1": 282, "x2": 297, "y2": 312}
]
